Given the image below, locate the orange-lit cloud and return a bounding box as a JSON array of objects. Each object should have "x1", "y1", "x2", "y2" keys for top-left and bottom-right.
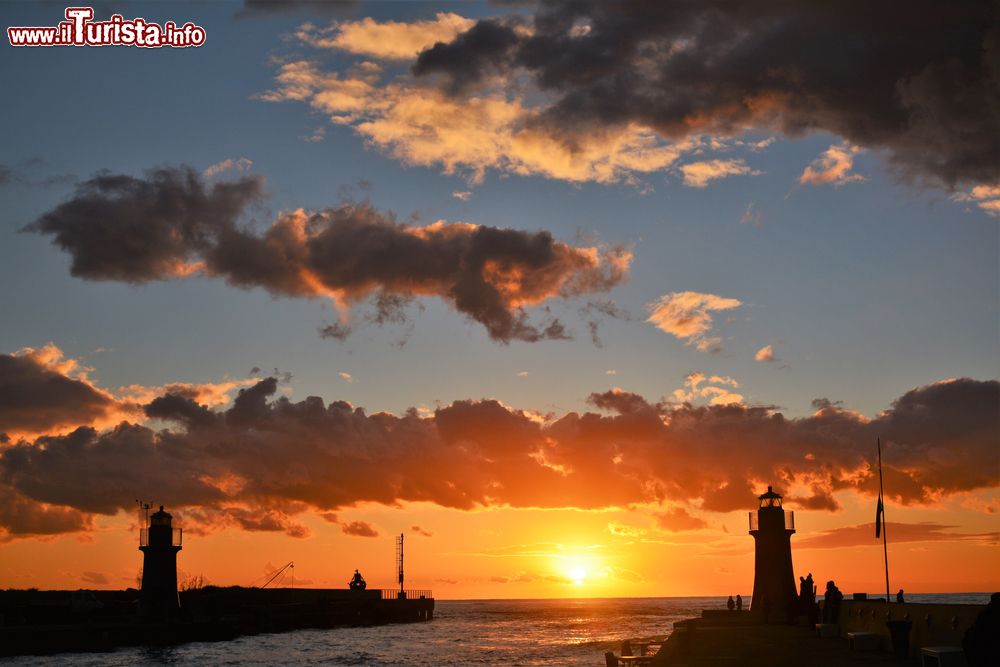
[
  {"x1": 680, "y1": 159, "x2": 762, "y2": 188},
  {"x1": 0, "y1": 345, "x2": 134, "y2": 441},
  {"x1": 951, "y1": 184, "x2": 1000, "y2": 218},
  {"x1": 671, "y1": 372, "x2": 744, "y2": 406},
  {"x1": 295, "y1": 13, "x2": 475, "y2": 60},
  {"x1": 203, "y1": 157, "x2": 253, "y2": 178},
  {"x1": 799, "y1": 145, "x2": 865, "y2": 187},
  {"x1": 27, "y1": 166, "x2": 631, "y2": 343},
  {"x1": 1, "y1": 354, "x2": 996, "y2": 541},
  {"x1": 116, "y1": 380, "x2": 256, "y2": 409},
  {"x1": 646, "y1": 291, "x2": 742, "y2": 352},
  {"x1": 754, "y1": 345, "x2": 776, "y2": 363},
  {"x1": 262, "y1": 60, "x2": 702, "y2": 185}
]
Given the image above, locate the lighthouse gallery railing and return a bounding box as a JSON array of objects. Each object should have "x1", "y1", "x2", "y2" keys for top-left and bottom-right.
[{"x1": 748, "y1": 511, "x2": 794, "y2": 531}]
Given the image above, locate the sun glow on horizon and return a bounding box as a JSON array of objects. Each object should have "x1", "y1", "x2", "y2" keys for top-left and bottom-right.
[{"x1": 558, "y1": 552, "x2": 602, "y2": 588}]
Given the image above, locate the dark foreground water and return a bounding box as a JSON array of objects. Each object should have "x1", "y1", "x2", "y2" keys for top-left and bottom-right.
[{"x1": 5, "y1": 594, "x2": 990, "y2": 666}]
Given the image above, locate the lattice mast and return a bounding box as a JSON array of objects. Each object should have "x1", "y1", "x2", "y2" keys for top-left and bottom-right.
[{"x1": 396, "y1": 533, "x2": 405, "y2": 597}]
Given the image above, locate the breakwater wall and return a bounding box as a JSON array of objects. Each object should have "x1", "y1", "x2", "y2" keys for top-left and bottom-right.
[
  {"x1": 0, "y1": 586, "x2": 433, "y2": 657},
  {"x1": 831, "y1": 600, "x2": 983, "y2": 657}
]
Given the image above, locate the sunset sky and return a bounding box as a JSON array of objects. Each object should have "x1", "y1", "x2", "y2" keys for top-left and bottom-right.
[{"x1": 0, "y1": 1, "x2": 997, "y2": 599}]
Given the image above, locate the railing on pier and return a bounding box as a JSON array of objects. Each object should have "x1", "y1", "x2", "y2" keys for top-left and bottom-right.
[
  {"x1": 139, "y1": 527, "x2": 183, "y2": 547},
  {"x1": 379, "y1": 589, "x2": 433, "y2": 600},
  {"x1": 747, "y1": 511, "x2": 794, "y2": 531}
]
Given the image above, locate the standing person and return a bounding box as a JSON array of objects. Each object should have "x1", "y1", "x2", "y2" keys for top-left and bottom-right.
[
  {"x1": 727, "y1": 595, "x2": 735, "y2": 610},
  {"x1": 736, "y1": 594, "x2": 743, "y2": 611},
  {"x1": 823, "y1": 581, "x2": 844, "y2": 623},
  {"x1": 896, "y1": 589, "x2": 905, "y2": 603}
]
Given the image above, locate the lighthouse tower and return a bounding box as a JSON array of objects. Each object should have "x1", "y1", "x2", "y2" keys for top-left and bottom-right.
[
  {"x1": 749, "y1": 486, "x2": 796, "y2": 622},
  {"x1": 139, "y1": 505, "x2": 182, "y2": 616}
]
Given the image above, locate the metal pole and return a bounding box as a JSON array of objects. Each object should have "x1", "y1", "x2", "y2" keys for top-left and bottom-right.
[
  {"x1": 878, "y1": 438, "x2": 890, "y2": 603},
  {"x1": 398, "y1": 533, "x2": 405, "y2": 595}
]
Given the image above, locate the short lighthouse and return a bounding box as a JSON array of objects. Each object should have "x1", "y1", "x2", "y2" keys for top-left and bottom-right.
[
  {"x1": 139, "y1": 505, "x2": 182, "y2": 617},
  {"x1": 748, "y1": 486, "x2": 796, "y2": 622}
]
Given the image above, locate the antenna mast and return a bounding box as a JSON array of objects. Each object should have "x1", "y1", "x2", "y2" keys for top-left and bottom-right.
[
  {"x1": 396, "y1": 533, "x2": 404, "y2": 597},
  {"x1": 135, "y1": 499, "x2": 151, "y2": 527}
]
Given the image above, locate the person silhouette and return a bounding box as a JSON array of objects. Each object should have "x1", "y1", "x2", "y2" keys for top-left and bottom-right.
[
  {"x1": 896, "y1": 589, "x2": 905, "y2": 603},
  {"x1": 727, "y1": 595, "x2": 735, "y2": 610},
  {"x1": 963, "y1": 592, "x2": 1000, "y2": 667},
  {"x1": 823, "y1": 581, "x2": 843, "y2": 623},
  {"x1": 736, "y1": 593, "x2": 743, "y2": 611}
]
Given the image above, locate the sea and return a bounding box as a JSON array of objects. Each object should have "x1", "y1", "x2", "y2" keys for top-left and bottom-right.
[{"x1": 5, "y1": 594, "x2": 990, "y2": 666}]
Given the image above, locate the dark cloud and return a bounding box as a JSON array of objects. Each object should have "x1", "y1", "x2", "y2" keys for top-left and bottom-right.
[
  {"x1": 0, "y1": 486, "x2": 93, "y2": 539},
  {"x1": 411, "y1": 525, "x2": 434, "y2": 537},
  {"x1": 0, "y1": 350, "x2": 118, "y2": 437},
  {"x1": 0, "y1": 376, "x2": 995, "y2": 538},
  {"x1": 26, "y1": 166, "x2": 630, "y2": 343},
  {"x1": 24, "y1": 166, "x2": 265, "y2": 283},
  {"x1": 413, "y1": 18, "x2": 525, "y2": 94},
  {"x1": 341, "y1": 520, "x2": 379, "y2": 538},
  {"x1": 180, "y1": 505, "x2": 310, "y2": 539},
  {"x1": 80, "y1": 571, "x2": 110, "y2": 585},
  {"x1": 412, "y1": 0, "x2": 1000, "y2": 188},
  {"x1": 0, "y1": 160, "x2": 74, "y2": 188},
  {"x1": 319, "y1": 322, "x2": 353, "y2": 341}
]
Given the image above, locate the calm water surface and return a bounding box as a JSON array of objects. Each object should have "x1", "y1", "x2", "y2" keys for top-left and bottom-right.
[{"x1": 6, "y1": 594, "x2": 990, "y2": 666}]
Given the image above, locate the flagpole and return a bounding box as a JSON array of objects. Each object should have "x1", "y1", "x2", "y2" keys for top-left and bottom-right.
[{"x1": 877, "y1": 437, "x2": 890, "y2": 603}]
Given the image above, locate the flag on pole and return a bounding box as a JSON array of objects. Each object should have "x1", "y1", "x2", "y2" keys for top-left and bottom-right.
[{"x1": 875, "y1": 493, "x2": 884, "y2": 538}]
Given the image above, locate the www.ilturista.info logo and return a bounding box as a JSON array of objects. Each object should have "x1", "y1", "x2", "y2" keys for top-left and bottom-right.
[{"x1": 8, "y1": 7, "x2": 206, "y2": 48}]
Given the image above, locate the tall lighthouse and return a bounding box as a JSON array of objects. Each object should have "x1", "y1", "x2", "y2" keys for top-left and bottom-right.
[
  {"x1": 139, "y1": 505, "x2": 182, "y2": 617},
  {"x1": 748, "y1": 486, "x2": 797, "y2": 623}
]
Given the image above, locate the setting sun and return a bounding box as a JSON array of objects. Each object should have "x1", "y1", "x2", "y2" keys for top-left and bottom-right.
[{"x1": 569, "y1": 567, "x2": 587, "y2": 585}]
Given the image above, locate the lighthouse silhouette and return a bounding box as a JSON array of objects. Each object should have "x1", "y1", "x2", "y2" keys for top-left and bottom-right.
[
  {"x1": 139, "y1": 505, "x2": 182, "y2": 616},
  {"x1": 749, "y1": 486, "x2": 796, "y2": 622}
]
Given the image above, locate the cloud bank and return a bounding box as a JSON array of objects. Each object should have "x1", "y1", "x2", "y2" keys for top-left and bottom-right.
[
  {"x1": 407, "y1": 0, "x2": 998, "y2": 189},
  {"x1": 1, "y1": 352, "x2": 996, "y2": 539}
]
